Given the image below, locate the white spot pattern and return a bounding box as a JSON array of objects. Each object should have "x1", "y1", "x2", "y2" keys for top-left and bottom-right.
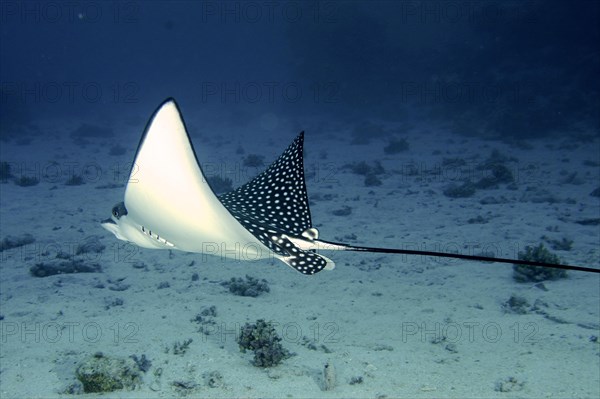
[
  {"x1": 219, "y1": 132, "x2": 311, "y2": 234},
  {"x1": 218, "y1": 132, "x2": 328, "y2": 274},
  {"x1": 275, "y1": 234, "x2": 328, "y2": 275}
]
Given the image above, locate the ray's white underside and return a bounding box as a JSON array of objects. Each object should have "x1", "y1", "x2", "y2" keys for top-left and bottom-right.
[{"x1": 101, "y1": 99, "x2": 342, "y2": 272}]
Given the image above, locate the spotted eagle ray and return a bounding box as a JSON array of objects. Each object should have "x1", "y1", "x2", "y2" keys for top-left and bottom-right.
[{"x1": 102, "y1": 98, "x2": 598, "y2": 276}]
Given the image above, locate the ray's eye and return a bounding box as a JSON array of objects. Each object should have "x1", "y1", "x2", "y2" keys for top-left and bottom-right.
[{"x1": 111, "y1": 202, "x2": 128, "y2": 219}]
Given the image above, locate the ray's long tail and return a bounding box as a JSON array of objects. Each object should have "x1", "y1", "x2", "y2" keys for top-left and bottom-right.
[{"x1": 317, "y1": 240, "x2": 599, "y2": 274}]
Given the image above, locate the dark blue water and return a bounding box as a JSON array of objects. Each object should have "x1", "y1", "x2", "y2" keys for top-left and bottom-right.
[{"x1": 2, "y1": 0, "x2": 598, "y2": 142}]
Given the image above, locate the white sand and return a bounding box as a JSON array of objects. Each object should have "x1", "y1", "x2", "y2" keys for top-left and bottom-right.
[{"x1": 0, "y1": 116, "x2": 598, "y2": 398}]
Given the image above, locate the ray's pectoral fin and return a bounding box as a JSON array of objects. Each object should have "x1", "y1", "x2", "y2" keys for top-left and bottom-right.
[
  {"x1": 102, "y1": 98, "x2": 264, "y2": 254},
  {"x1": 273, "y1": 234, "x2": 335, "y2": 275}
]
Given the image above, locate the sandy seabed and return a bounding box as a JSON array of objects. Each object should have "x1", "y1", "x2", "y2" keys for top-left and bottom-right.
[{"x1": 1, "y1": 116, "x2": 598, "y2": 398}]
